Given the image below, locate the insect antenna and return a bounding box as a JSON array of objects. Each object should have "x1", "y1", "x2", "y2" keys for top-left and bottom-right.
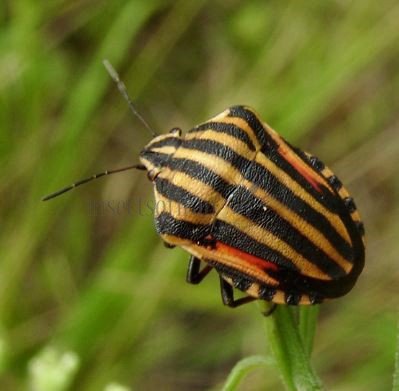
[
  {"x1": 42, "y1": 164, "x2": 146, "y2": 201},
  {"x1": 103, "y1": 59, "x2": 157, "y2": 137}
]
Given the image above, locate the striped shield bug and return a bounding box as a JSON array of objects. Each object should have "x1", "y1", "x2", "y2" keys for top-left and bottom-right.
[{"x1": 43, "y1": 61, "x2": 365, "y2": 311}]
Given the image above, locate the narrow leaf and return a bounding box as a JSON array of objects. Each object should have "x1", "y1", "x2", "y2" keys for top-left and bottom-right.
[{"x1": 222, "y1": 355, "x2": 272, "y2": 391}]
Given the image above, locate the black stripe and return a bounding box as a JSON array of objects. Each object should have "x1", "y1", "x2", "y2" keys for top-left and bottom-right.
[
  {"x1": 244, "y1": 160, "x2": 354, "y2": 263},
  {"x1": 226, "y1": 108, "x2": 343, "y2": 213},
  {"x1": 189, "y1": 121, "x2": 256, "y2": 151},
  {"x1": 226, "y1": 186, "x2": 347, "y2": 279},
  {"x1": 155, "y1": 212, "x2": 210, "y2": 241},
  {"x1": 228, "y1": 106, "x2": 278, "y2": 149},
  {"x1": 180, "y1": 138, "x2": 353, "y2": 262},
  {"x1": 181, "y1": 138, "x2": 251, "y2": 171},
  {"x1": 260, "y1": 144, "x2": 342, "y2": 212},
  {"x1": 165, "y1": 157, "x2": 235, "y2": 199},
  {"x1": 267, "y1": 196, "x2": 365, "y2": 298},
  {"x1": 212, "y1": 220, "x2": 299, "y2": 272},
  {"x1": 155, "y1": 177, "x2": 214, "y2": 214},
  {"x1": 140, "y1": 151, "x2": 170, "y2": 168}
]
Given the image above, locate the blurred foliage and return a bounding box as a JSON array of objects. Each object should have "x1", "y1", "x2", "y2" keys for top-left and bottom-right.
[{"x1": 1, "y1": 1, "x2": 399, "y2": 390}]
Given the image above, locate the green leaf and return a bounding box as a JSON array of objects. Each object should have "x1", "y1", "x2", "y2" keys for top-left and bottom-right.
[{"x1": 221, "y1": 355, "x2": 272, "y2": 391}]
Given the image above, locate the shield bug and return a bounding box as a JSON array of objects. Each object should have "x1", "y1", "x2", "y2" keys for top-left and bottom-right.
[{"x1": 43, "y1": 61, "x2": 365, "y2": 310}]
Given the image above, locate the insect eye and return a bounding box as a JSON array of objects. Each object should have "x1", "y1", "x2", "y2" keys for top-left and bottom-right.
[
  {"x1": 169, "y1": 127, "x2": 182, "y2": 137},
  {"x1": 147, "y1": 169, "x2": 159, "y2": 181}
]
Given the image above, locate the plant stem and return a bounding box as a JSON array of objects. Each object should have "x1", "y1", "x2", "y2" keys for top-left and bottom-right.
[
  {"x1": 299, "y1": 306, "x2": 320, "y2": 357},
  {"x1": 263, "y1": 305, "x2": 324, "y2": 391}
]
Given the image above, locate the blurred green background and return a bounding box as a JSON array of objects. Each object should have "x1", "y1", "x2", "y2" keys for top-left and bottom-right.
[{"x1": 1, "y1": 1, "x2": 399, "y2": 390}]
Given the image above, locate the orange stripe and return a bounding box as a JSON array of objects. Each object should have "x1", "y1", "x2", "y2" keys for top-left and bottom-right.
[
  {"x1": 264, "y1": 123, "x2": 325, "y2": 193},
  {"x1": 215, "y1": 241, "x2": 279, "y2": 272},
  {"x1": 278, "y1": 147, "x2": 322, "y2": 192}
]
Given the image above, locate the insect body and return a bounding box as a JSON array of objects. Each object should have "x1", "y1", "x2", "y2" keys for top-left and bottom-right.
[
  {"x1": 139, "y1": 106, "x2": 365, "y2": 306},
  {"x1": 43, "y1": 63, "x2": 364, "y2": 309}
]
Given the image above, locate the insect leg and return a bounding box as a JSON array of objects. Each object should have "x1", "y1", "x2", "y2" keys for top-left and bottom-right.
[
  {"x1": 163, "y1": 242, "x2": 175, "y2": 249},
  {"x1": 219, "y1": 276, "x2": 256, "y2": 308},
  {"x1": 262, "y1": 304, "x2": 277, "y2": 316},
  {"x1": 186, "y1": 256, "x2": 212, "y2": 285}
]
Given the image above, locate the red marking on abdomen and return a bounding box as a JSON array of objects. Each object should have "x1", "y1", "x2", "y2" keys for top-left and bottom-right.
[
  {"x1": 279, "y1": 148, "x2": 322, "y2": 192},
  {"x1": 215, "y1": 241, "x2": 279, "y2": 272}
]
